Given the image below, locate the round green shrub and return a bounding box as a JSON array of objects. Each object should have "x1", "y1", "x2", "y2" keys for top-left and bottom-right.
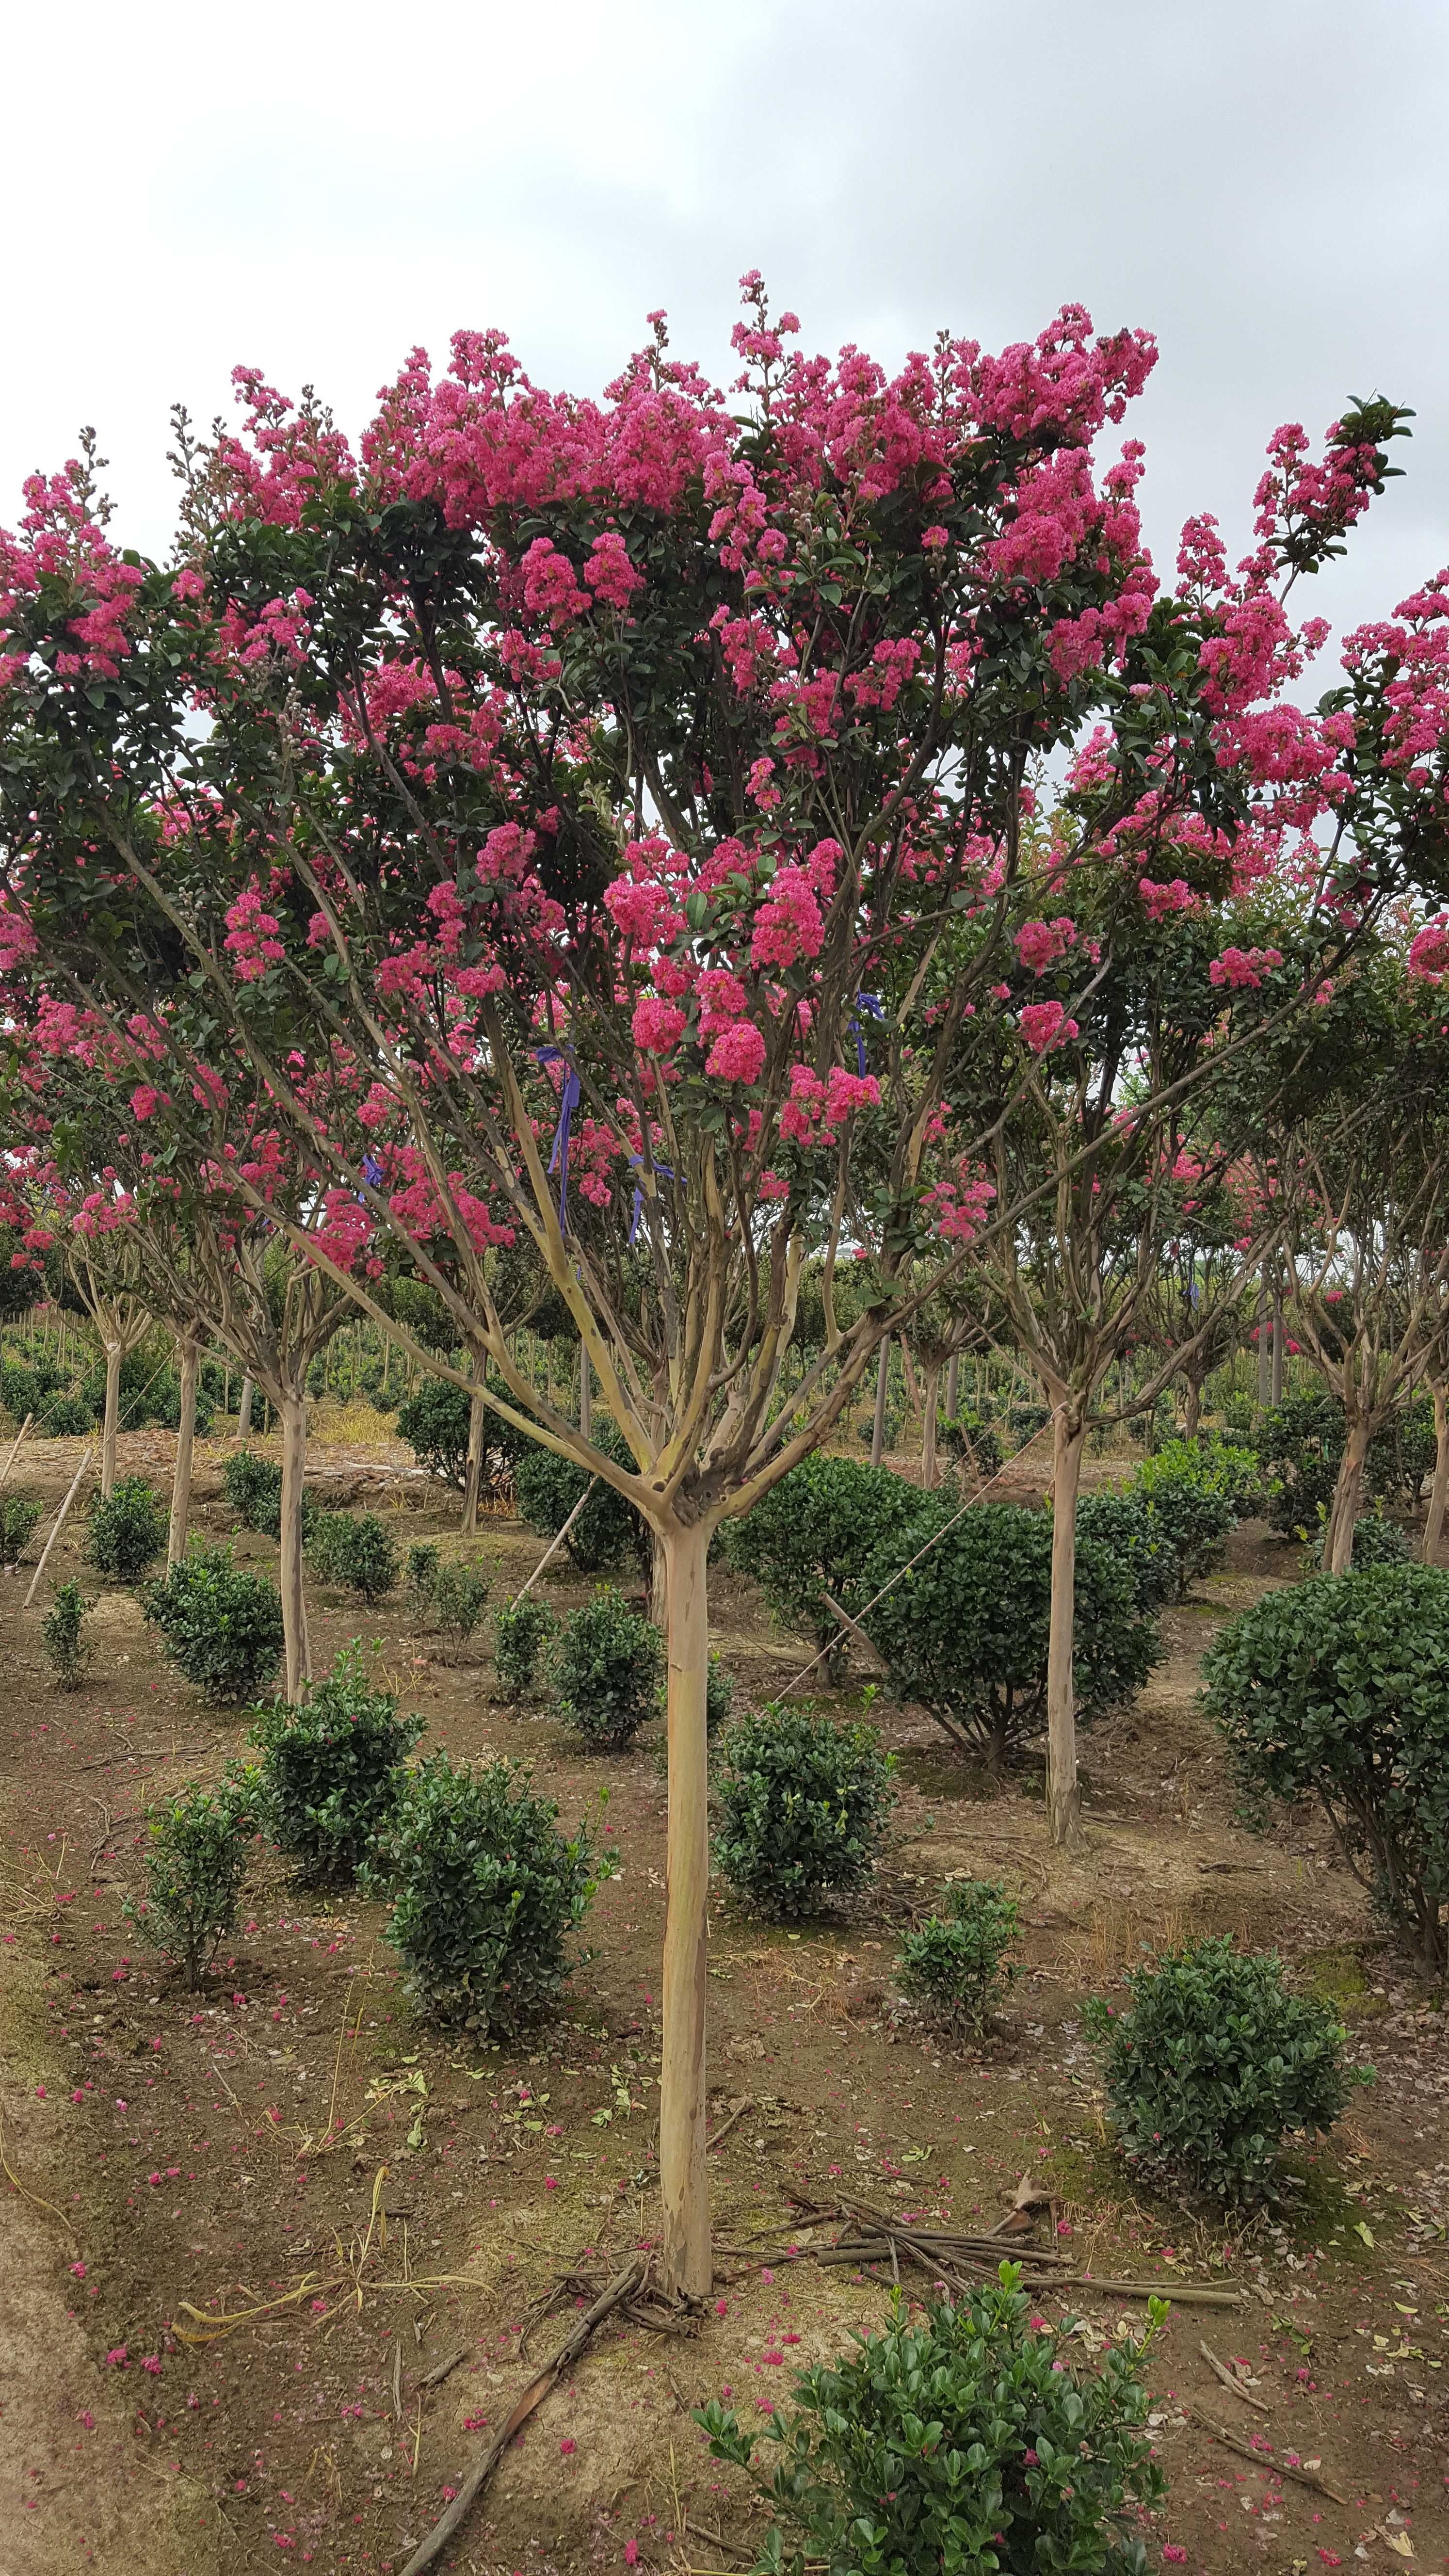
[
  {"x1": 86, "y1": 1477, "x2": 168, "y2": 1583},
  {"x1": 41, "y1": 1578, "x2": 91, "y2": 1689},
  {"x1": 434, "y1": 1560, "x2": 490, "y2": 1660},
  {"x1": 718, "y1": 1455, "x2": 920, "y2": 1672},
  {"x1": 897, "y1": 1877, "x2": 1021, "y2": 2039},
  {"x1": 394, "y1": 1376, "x2": 473, "y2": 1489},
  {"x1": 251, "y1": 1642, "x2": 425, "y2": 1883},
  {"x1": 406, "y1": 1541, "x2": 440, "y2": 1609},
  {"x1": 143, "y1": 1542, "x2": 287, "y2": 1703},
  {"x1": 697, "y1": 2260, "x2": 1166, "y2": 2574},
  {"x1": 0, "y1": 1492, "x2": 44, "y2": 1569},
  {"x1": 222, "y1": 1448, "x2": 284, "y2": 1533},
  {"x1": 123, "y1": 1771, "x2": 258, "y2": 1989},
  {"x1": 1081, "y1": 1935, "x2": 1360, "y2": 2203},
  {"x1": 938, "y1": 1411, "x2": 1004, "y2": 1482},
  {"x1": 309, "y1": 1511, "x2": 399, "y2": 1603},
  {"x1": 513, "y1": 1421, "x2": 646, "y2": 1574},
  {"x1": 369, "y1": 1752, "x2": 610, "y2": 2032},
  {"x1": 1202, "y1": 1564, "x2": 1449, "y2": 1973},
  {"x1": 1127, "y1": 1436, "x2": 1256, "y2": 1596},
  {"x1": 714, "y1": 1705, "x2": 895, "y2": 1918},
  {"x1": 493, "y1": 1594, "x2": 558, "y2": 1703},
  {"x1": 553, "y1": 1588, "x2": 661, "y2": 1748},
  {"x1": 861, "y1": 1502, "x2": 1159, "y2": 1766},
  {"x1": 1074, "y1": 1488, "x2": 1177, "y2": 1616}
]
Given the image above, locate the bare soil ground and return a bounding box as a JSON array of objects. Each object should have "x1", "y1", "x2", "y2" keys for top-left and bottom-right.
[{"x1": 1, "y1": 1415, "x2": 1447, "y2": 2576}]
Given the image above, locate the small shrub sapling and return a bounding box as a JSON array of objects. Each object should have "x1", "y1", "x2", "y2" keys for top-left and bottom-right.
[
  {"x1": 897, "y1": 1877, "x2": 1021, "y2": 2039},
  {"x1": 251, "y1": 1642, "x2": 425, "y2": 1884},
  {"x1": 124, "y1": 1773, "x2": 258, "y2": 1989},
  {"x1": 714, "y1": 1705, "x2": 895, "y2": 1918}
]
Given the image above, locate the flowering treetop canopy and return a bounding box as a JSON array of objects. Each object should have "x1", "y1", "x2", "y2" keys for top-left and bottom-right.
[{"x1": 0, "y1": 283, "x2": 1435, "y2": 1503}]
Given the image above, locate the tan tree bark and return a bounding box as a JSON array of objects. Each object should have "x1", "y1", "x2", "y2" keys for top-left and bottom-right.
[
  {"x1": 461, "y1": 1380, "x2": 487, "y2": 1536},
  {"x1": 658, "y1": 1516, "x2": 713, "y2": 2302},
  {"x1": 167, "y1": 1335, "x2": 200, "y2": 1568},
  {"x1": 1324, "y1": 1413, "x2": 1373, "y2": 1574},
  {"x1": 920, "y1": 1360, "x2": 943, "y2": 1490},
  {"x1": 1422, "y1": 1380, "x2": 1449, "y2": 1564},
  {"x1": 869, "y1": 1338, "x2": 890, "y2": 1467},
  {"x1": 278, "y1": 1388, "x2": 312, "y2": 1701},
  {"x1": 235, "y1": 1375, "x2": 255, "y2": 1439},
  {"x1": 99, "y1": 1341, "x2": 123, "y2": 1498},
  {"x1": 1046, "y1": 1403, "x2": 1087, "y2": 1850}
]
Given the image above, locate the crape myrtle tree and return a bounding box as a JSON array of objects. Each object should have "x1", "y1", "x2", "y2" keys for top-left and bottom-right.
[
  {"x1": 1133, "y1": 1148, "x2": 1259, "y2": 1435},
  {"x1": 4, "y1": 1026, "x2": 355, "y2": 1679},
  {"x1": 1260, "y1": 956, "x2": 1449, "y2": 1573},
  {"x1": 0, "y1": 282, "x2": 1431, "y2": 2294}
]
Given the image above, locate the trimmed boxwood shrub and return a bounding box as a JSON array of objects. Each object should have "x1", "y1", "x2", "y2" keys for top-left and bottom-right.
[
  {"x1": 143, "y1": 1542, "x2": 286, "y2": 1703},
  {"x1": 368, "y1": 1752, "x2": 610, "y2": 2032},
  {"x1": 553, "y1": 1588, "x2": 661, "y2": 1747},
  {"x1": 251, "y1": 1643, "x2": 425, "y2": 1883},
  {"x1": 123, "y1": 1772, "x2": 258, "y2": 1989},
  {"x1": 938, "y1": 1411, "x2": 1003, "y2": 1482},
  {"x1": 862, "y1": 1502, "x2": 1159, "y2": 1767},
  {"x1": 1126, "y1": 1437, "x2": 1258, "y2": 1597},
  {"x1": 1202, "y1": 1564, "x2": 1449, "y2": 1973},
  {"x1": 718, "y1": 1455, "x2": 920, "y2": 1674},
  {"x1": 1081, "y1": 1935, "x2": 1359, "y2": 2203},
  {"x1": 697, "y1": 2261, "x2": 1166, "y2": 2575},
  {"x1": 406, "y1": 1542, "x2": 440, "y2": 1609},
  {"x1": 714, "y1": 1706, "x2": 895, "y2": 1918},
  {"x1": 1320, "y1": 1507, "x2": 1410, "y2": 1571},
  {"x1": 897, "y1": 1877, "x2": 1021, "y2": 2039},
  {"x1": 86, "y1": 1477, "x2": 168, "y2": 1582},
  {"x1": 493, "y1": 1594, "x2": 558, "y2": 1703},
  {"x1": 513, "y1": 1418, "x2": 647, "y2": 1574}
]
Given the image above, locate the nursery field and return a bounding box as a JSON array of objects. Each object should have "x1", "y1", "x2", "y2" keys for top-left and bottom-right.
[{"x1": 1, "y1": 1413, "x2": 1447, "y2": 2576}]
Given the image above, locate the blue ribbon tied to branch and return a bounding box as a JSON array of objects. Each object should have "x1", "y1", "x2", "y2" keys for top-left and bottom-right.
[
  {"x1": 850, "y1": 990, "x2": 885, "y2": 1078},
  {"x1": 356, "y1": 1151, "x2": 386, "y2": 1206}
]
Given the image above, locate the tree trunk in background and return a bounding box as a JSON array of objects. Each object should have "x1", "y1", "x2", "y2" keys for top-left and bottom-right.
[
  {"x1": 1423, "y1": 1382, "x2": 1449, "y2": 1564},
  {"x1": 869, "y1": 1338, "x2": 890, "y2": 1468},
  {"x1": 1257, "y1": 1284, "x2": 1271, "y2": 1413},
  {"x1": 236, "y1": 1376, "x2": 255, "y2": 1441},
  {"x1": 1046, "y1": 1405, "x2": 1087, "y2": 1851},
  {"x1": 579, "y1": 1342, "x2": 592, "y2": 1442},
  {"x1": 1272, "y1": 1288, "x2": 1285, "y2": 1406},
  {"x1": 1325, "y1": 1414, "x2": 1373, "y2": 1575},
  {"x1": 100, "y1": 1343, "x2": 122, "y2": 1498},
  {"x1": 920, "y1": 1361, "x2": 943, "y2": 1490},
  {"x1": 167, "y1": 1336, "x2": 199, "y2": 1568},
  {"x1": 278, "y1": 1388, "x2": 312, "y2": 1701},
  {"x1": 1182, "y1": 1374, "x2": 1202, "y2": 1437},
  {"x1": 461, "y1": 1379, "x2": 486, "y2": 1536},
  {"x1": 946, "y1": 1352, "x2": 960, "y2": 1421},
  {"x1": 658, "y1": 1517, "x2": 713, "y2": 2302}
]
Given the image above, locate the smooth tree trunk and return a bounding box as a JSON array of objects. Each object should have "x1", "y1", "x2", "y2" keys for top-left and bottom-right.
[
  {"x1": 461, "y1": 1384, "x2": 487, "y2": 1536},
  {"x1": 1046, "y1": 1405, "x2": 1087, "y2": 1851},
  {"x1": 869, "y1": 1338, "x2": 890, "y2": 1468},
  {"x1": 1423, "y1": 1382, "x2": 1449, "y2": 1564},
  {"x1": 278, "y1": 1388, "x2": 312, "y2": 1701},
  {"x1": 236, "y1": 1376, "x2": 255, "y2": 1441},
  {"x1": 1325, "y1": 1414, "x2": 1373, "y2": 1575},
  {"x1": 920, "y1": 1361, "x2": 942, "y2": 1491},
  {"x1": 1271, "y1": 1288, "x2": 1285, "y2": 1406},
  {"x1": 945, "y1": 1351, "x2": 960, "y2": 1422},
  {"x1": 579, "y1": 1342, "x2": 592, "y2": 1442},
  {"x1": 1256, "y1": 1284, "x2": 1271, "y2": 1413},
  {"x1": 658, "y1": 1518, "x2": 713, "y2": 2302},
  {"x1": 167, "y1": 1336, "x2": 200, "y2": 1569},
  {"x1": 1181, "y1": 1374, "x2": 1202, "y2": 1437},
  {"x1": 100, "y1": 1343, "x2": 123, "y2": 1498}
]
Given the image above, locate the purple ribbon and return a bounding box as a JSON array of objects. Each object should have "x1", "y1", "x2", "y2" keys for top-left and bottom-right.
[
  {"x1": 356, "y1": 1151, "x2": 385, "y2": 1207},
  {"x1": 850, "y1": 990, "x2": 885, "y2": 1078},
  {"x1": 537, "y1": 1046, "x2": 581, "y2": 1225},
  {"x1": 628, "y1": 1156, "x2": 676, "y2": 1248}
]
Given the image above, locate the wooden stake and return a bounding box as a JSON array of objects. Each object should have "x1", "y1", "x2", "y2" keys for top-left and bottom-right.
[
  {"x1": 0, "y1": 1413, "x2": 34, "y2": 1492},
  {"x1": 510, "y1": 1477, "x2": 598, "y2": 1604},
  {"x1": 24, "y1": 1446, "x2": 93, "y2": 1609}
]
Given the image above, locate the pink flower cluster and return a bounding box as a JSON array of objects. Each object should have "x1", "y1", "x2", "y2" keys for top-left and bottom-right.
[
  {"x1": 223, "y1": 883, "x2": 286, "y2": 982},
  {"x1": 1019, "y1": 998, "x2": 1079, "y2": 1054},
  {"x1": 1208, "y1": 945, "x2": 1282, "y2": 990}
]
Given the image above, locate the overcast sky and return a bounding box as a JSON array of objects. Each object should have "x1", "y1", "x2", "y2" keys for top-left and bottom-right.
[{"x1": 5, "y1": 0, "x2": 1445, "y2": 661}]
